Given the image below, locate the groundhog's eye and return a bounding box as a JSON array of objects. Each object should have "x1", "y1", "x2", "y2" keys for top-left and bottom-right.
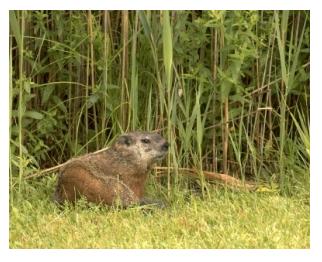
[{"x1": 141, "y1": 138, "x2": 150, "y2": 144}]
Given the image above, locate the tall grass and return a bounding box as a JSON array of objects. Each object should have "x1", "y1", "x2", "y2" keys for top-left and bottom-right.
[{"x1": 9, "y1": 11, "x2": 310, "y2": 199}]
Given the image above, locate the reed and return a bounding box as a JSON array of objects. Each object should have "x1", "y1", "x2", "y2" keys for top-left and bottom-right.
[{"x1": 9, "y1": 10, "x2": 310, "y2": 197}]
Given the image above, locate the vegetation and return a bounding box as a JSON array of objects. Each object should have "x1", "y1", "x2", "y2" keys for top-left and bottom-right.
[
  {"x1": 9, "y1": 10, "x2": 310, "y2": 248},
  {"x1": 10, "y1": 176, "x2": 309, "y2": 248}
]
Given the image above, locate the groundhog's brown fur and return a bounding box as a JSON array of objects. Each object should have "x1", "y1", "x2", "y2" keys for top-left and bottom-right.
[{"x1": 54, "y1": 132, "x2": 169, "y2": 207}]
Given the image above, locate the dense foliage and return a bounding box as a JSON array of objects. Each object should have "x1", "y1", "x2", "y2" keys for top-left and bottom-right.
[{"x1": 9, "y1": 11, "x2": 310, "y2": 196}]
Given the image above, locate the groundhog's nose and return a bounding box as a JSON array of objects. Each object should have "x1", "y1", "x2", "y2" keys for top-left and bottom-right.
[{"x1": 161, "y1": 142, "x2": 169, "y2": 151}]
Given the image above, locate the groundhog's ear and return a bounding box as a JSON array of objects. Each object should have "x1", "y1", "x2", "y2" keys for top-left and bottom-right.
[{"x1": 118, "y1": 135, "x2": 133, "y2": 146}]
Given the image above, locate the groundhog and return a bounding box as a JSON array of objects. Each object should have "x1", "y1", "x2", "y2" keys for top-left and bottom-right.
[{"x1": 54, "y1": 131, "x2": 169, "y2": 207}]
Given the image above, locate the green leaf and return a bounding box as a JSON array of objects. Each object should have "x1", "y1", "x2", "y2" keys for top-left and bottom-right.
[
  {"x1": 52, "y1": 95, "x2": 67, "y2": 113},
  {"x1": 88, "y1": 94, "x2": 99, "y2": 108},
  {"x1": 24, "y1": 111, "x2": 44, "y2": 120},
  {"x1": 9, "y1": 11, "x2": 22, "y2": 50},
  {"x1": 41, "y1": 85, "x2": 55, "y2": 105},
  {"x1": 163, "y1": 10, "x2": 173, "y2": 88},
  {"x1": 138, "y1": 11, "x2": 152, "y2": 39},
  {"x1": 24, "y1": 81, "x2": 31, "y2": 94},
  {"x1": 107, "y1": 84, "x2": 120, "y2": 89}
]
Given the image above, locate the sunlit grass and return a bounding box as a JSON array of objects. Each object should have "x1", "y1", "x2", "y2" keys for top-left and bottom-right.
[{"x1": 10, "y1": 176, "x2": 309, "y2": 249}]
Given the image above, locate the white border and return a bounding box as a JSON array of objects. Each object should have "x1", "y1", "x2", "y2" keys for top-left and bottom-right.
[
  {"x1": 1, "y1": 1, "x2": 321, "y2": 262},
  {"x1": 310, "y1": 4, "x2": 321, "y2": 255}
]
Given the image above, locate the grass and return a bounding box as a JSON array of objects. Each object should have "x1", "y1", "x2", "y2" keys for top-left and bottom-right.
[{"x1": 10, "y1": 175, "x2": 309, "y2": 249}]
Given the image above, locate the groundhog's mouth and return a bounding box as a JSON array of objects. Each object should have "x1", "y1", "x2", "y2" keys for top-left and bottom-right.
[
  {"x1": 154, "y1": 152, "x2": 168, "y2": 161},
  {"x1": 152, "y1": 142, "x2": 169, "y2": 162}
]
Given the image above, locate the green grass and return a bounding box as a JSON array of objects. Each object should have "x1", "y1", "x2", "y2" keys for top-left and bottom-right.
[{"x1": 10, "y1": 175, "x2": 309, "y2": 249}]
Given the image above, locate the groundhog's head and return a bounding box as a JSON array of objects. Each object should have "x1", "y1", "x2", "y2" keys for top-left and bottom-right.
[{"x1": 113, "y1": 131, "x2": 169, "y2": 167}]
